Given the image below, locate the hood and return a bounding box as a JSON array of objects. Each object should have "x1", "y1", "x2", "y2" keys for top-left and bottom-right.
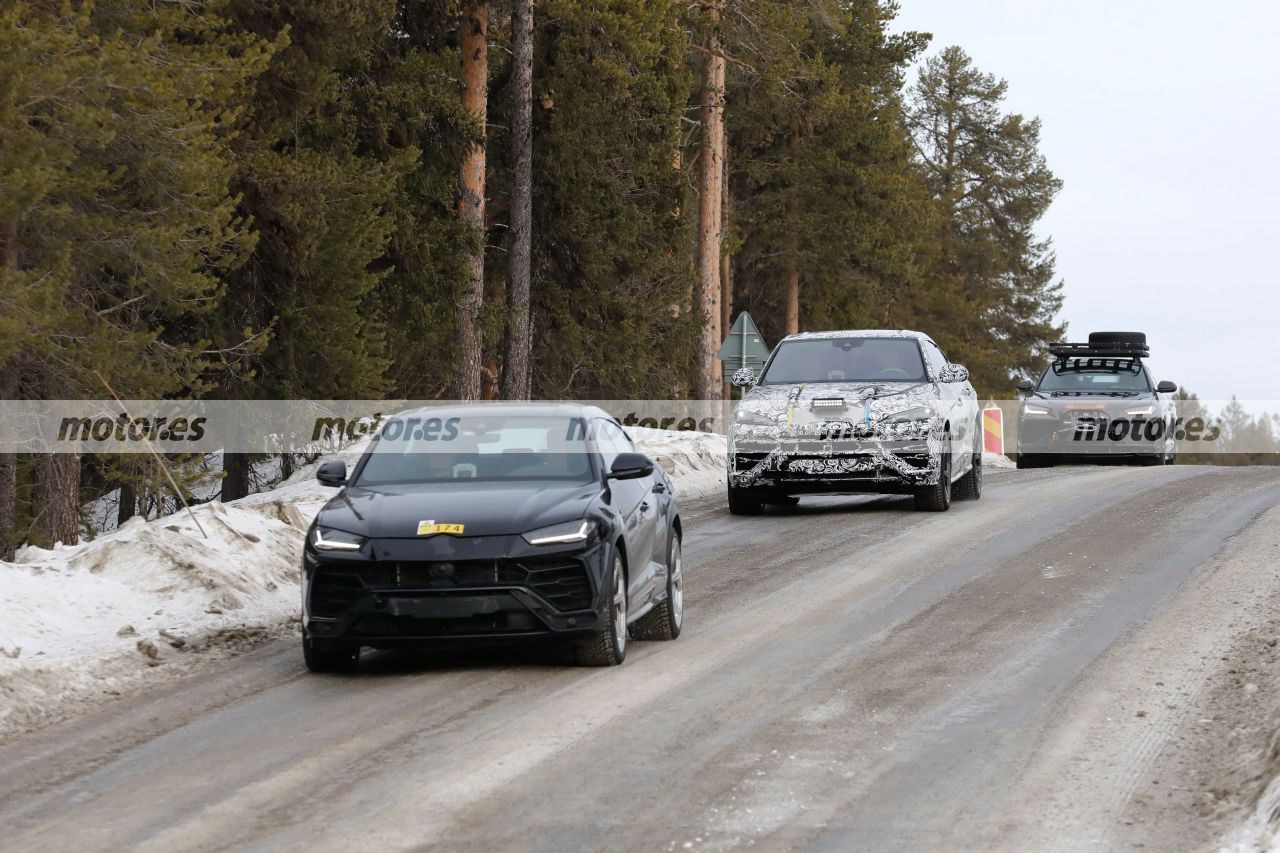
[
  {"x1": 741, "y1": 381, "x2": 938, "y2": 426},
  {"x1": 1030, "y1": 389, "x2": 1156, "y2": 402},
  {"x1": 1027, "y1": 389, "x2": 1159, "y2": 413},
  {"x1": 316, "y1": 480, "x2": 601, "y2": 539}
]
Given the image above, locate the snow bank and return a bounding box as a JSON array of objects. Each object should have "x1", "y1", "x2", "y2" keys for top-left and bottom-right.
[
  {"x1": 0, "y1": 429, "x2": 725, "y2": 738},
  {"x1": 983, "y1": 451, "x2": 1017, "y2": 470},
  {"x1": 626, "y1": 426, "x2": 726, "y2": 502}
]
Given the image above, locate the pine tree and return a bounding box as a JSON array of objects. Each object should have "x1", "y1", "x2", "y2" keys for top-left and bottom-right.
[
  {"x1": 726, "y1": 1, "x2": 930, "y2": 345},
  {"x1": 213, "y1": 0, "x2": 410, "y2": 499},
  {"x1": 0, "y1": 1, "x2": 270, "y2": 547},
  {"x1": 524, "y1": 0, "x2": 698, "y2": 397},
  {"x1": 906, "y1": 46, "x2": 1065, "y2": 394},
  {"x1": 344, "y1": 1, "x2": 475, "y2": 400}
]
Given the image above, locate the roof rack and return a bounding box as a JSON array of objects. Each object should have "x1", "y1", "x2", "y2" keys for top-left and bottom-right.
[{"x1": 1050, "y1": 356, "x2": 1143, "y2": 376}]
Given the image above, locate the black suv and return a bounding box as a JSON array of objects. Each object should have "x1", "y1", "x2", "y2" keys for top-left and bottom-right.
[
  {"x1": 301, "y1": 404, "x2": 683, "y2": 672},
  {"x1": 1015, "y1": 331, "x2": 1179, "y2": 468}
]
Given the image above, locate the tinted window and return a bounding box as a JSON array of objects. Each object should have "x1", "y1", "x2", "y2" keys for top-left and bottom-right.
[
  {"x1": 355, "y1": 415, "x2": 595, "y2": 485},
  {"x1": 592, "y1": 419, "x2": 633, "y2": 469},
  {"x1": 759, "y1": 338, "x2": 928, "y2": 384},
  {"x1": 1037, "y1": 364, "x2": 1152, "y2": 393}
]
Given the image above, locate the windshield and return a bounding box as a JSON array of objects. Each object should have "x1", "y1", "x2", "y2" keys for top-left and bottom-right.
[
  {"x1": 1037, "y1": 364, "x2": 1151, "y2": 394},
  {"x1": 759, "y1": 338, "x2": 928, "y2": 385},
  {"x1": 354, "y1": 415, "x2": 596, "y2": 485}
]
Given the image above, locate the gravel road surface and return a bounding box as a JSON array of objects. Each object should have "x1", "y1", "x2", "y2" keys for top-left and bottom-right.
[{"x1": 2, "y1": 464, "x2": 1279, "y2": 852}]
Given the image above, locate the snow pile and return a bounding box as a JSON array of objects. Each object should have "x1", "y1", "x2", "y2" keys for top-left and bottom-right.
[
  {"x1": 983, "y1": 451, "x2": 1017, "y2": 470},
  {"x1": 0, "y1": 429, "x2": 725, "y2": 738},
  {"x1": 626, "y1": 427, "x2": 727, "y2": 502},
  {"x1": 1220, "y1": 780, "x2": 1280, "y2": 852}
]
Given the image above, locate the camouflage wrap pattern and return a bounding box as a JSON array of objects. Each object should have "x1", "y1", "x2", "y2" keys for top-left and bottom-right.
[{"x1": 728, "y1": 330, "x2": 966, "y2": 490}]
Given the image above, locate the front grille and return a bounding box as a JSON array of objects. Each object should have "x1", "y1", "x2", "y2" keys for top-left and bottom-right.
[
  {"x1": 1065, "y1": 411, "x2": 1107, "y2": 434},
  {"x1": 310, "y1": 555, "x2": 594, "y2": 616},
  {"x1": 366, "y1": 560, "x2": 526, "y2": 588}
]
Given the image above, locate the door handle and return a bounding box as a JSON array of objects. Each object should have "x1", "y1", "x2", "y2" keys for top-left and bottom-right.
[
  {"x1": 640, "y1": 501, "x2": 650, "y2": 513},
  {"x1": 652, "y1": 482, "x2": 667, "y2": 494}
]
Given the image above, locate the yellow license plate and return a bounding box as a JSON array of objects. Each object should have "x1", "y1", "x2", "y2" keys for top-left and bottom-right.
[{"x1": 417, "y1": 521, "x2": 465, "y2": 536}]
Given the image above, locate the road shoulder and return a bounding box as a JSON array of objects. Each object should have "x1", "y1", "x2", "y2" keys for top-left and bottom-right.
[{"x1": 978, "y1": 500, "x2": 1280, "y2": 850}]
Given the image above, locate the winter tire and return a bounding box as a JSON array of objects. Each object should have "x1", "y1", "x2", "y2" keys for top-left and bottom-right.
[
  {"x1": 1016, "y1": 453, "x2": 1047, "y2": 470},
  {"x1": 914, "y1": 438, "x2": 953, "y2": 512},
  {"x1": 631, "y1": 532, "x2": 683, "y2": 641},
  {"x1": 303, "y1": 637, "x2": 360, "y2": 674},
  {"x1": 574, "y1": 552, "x2": 627, "y2": 666},
  {"x1": 727, "y1": 483, "x2": 764, "y2": 515},
  {"x1": 954, "y1": 441, "x2": 982, "y2": 501}
]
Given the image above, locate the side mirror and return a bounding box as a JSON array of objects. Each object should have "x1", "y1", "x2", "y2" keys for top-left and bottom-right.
[
  {"x1": 731, "y1": 367, "x2": 757, "y2": 388},
  {"x1": 316, "y1": 460, "x2": 348, "y2": 487},
  {"x1": 608, "y1": 452, "x2": 655, "y2": 481},
  {"x1": 1156, "y1": 380, "x2": 1178, "y2": 394},
  {"x1": 1016, "y1": 379, "x2": 1035, "y2": 394},
  {"x1": 939, "y1": 363, "x2": 970, "y2": 384}
]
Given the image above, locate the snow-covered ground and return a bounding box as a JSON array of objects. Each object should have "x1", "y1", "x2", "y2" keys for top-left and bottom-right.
[
  {"x1": 0, "y1": 428, "x2": 727, "y2": 739},
  {"x1": 984, "y1": 451, "x2": 1017, "y2": 470}
]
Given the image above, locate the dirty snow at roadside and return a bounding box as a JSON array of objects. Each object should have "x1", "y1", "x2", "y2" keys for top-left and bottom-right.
[
  {"x1": 0, "y1": 428, "x2": 725, "y2": 738},
  {"x1": 983, "y1": 451, "x2": 1016, "y2": 470},
  {"x1": 625, "y1": 426, "x2": 726, "y2": 502}
]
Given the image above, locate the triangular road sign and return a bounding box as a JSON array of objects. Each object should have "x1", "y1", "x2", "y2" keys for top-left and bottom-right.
[{"x1": 716, "y1": 312, "x2": 771, "y2": 373}]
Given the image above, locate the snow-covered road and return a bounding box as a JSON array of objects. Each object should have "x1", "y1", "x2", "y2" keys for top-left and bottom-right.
[{"x1": 2, "y1": 463, "x2": 1280, "y2": 850}]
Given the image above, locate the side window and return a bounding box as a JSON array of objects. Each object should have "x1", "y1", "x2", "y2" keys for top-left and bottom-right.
[{"x1": 593, "y1": 419, "x2": 631, "y2": 469}]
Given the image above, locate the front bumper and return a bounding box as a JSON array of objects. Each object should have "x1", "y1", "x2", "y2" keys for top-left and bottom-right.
[
  {"x1": 1018, "y1": 414, "x2": 1168, "y2": 459},
  {"x1": 728, "y1": 436, "x2": 941, "y2": 493},
  {"x1": 302, "y1": 533, "x2": 610, "y2": 646}
]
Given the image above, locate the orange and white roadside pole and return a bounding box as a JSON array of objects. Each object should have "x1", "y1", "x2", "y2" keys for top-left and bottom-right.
[{"x1": 983, "y1": 403, "x2": 1005, "y2": 455}]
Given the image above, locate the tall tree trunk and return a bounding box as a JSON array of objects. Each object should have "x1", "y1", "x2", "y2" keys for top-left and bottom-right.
[
  {"x1": 0, "y1": 221, "x2": 17, "y2": 560},
  {"x1": 482, "y1": 355, "x2": 500, "y2": 400},
  {"x1": 720, "y1": 254, "x2": 732, "y2": 334},
  {"x1": 720, "y1": 253, "x2": 733, "y2": 400},
  {"x1": 720, "y1": 142, "x2": 733, "y2": 336},
  {"x1": 0, "y1": 358, "x2": 15, "y2": 561},
  {"x1": 117, "y1": 479, "x2": 136, "y2": 527},
  {"x1": 721, "y1": 151, "x2": 732, "y2": 399},
  {"x1": 785, "y1": 263, "x2": 799, "y2": 335},
  {"x1": 501, "y1": 0, "x2": 534, "y2": 401},
  {"x1": 34, "y1": 453, "x2": 79, "y2": 546},
  {"x1": 221, "y1": 452, "x2": 251, "y2": 502},
  {"x1": 455, "y1": 1, "x2": 490, "y2": 401},
  {"x1": 694, "y1": 0, "x2": 725, "y2": 400},
  {"x1": 784, "y1": 131, "x2": 801, "y2": 336}
]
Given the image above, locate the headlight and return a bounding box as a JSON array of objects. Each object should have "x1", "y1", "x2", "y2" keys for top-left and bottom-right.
[
  {"x1": 735, "y1": 409, "x2": 777, "y2": 427},
  {"x1": 885, "y1": 405, "x2": 933, "y2": 424},
  {"x1": 1023, "y1": 404, "x2": 1053, "y2": 417},
  {"x1": 1125, "y1": 405, "x2": 1156, "y2": 417},
  {"x1": 522, "y1": 519, "x2": 598, "y2": 546},
  {"x1": 311, "y1": 526, "x2": 366, "y2": 552}
]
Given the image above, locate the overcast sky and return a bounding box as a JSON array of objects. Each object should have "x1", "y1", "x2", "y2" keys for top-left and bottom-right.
[{"x1": 892, "y1": 0, "x2": 1279, "y2": 402}]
